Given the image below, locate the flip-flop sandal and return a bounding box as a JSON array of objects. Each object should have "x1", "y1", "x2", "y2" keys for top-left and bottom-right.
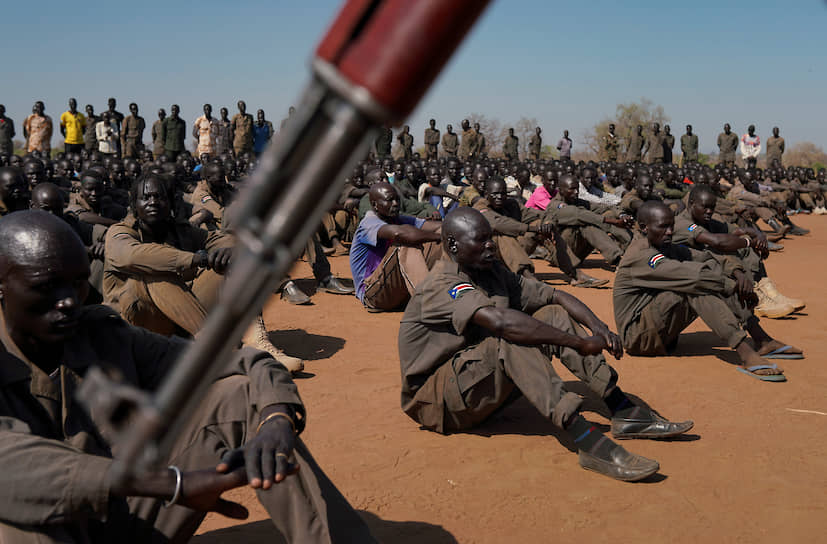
[
  {"x1": 737, "y1": 364, "x2": 787, "y2": 382},
  {"x1": 761, "y1": 345, "x2": 804, "y2": 360},
  {"x1": 571, "y1": 278, "x2": 609, "y2": 288}
]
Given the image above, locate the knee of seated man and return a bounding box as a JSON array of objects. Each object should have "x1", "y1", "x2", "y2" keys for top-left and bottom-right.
[{"x1": 531, "y1": 304, "x2": 569, "y2": 327}]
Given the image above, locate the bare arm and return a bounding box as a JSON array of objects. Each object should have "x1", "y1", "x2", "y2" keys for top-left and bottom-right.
[
  {"x1": 376, "y1": 223, "x2": 440, "y2": 245},
  {"x1": 471, "y1": 306, "x2": 609, "y2": 357}
]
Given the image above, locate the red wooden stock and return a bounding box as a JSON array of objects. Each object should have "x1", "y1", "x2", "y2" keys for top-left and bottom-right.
[{"x1": 316, "y1": 0, "x2": 491, "y2": 122}]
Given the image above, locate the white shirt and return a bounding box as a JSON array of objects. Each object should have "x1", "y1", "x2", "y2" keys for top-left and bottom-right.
[
  {"x1": 579, "y1": 182, "x2": 621, "y2": 206},
  {"x1": 96, "y1": 120, "x2": 119, "y2": 154}
]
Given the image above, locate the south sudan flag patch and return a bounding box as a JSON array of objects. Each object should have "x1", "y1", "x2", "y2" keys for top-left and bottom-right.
[
  {"x1": 648, "y1": 253, "x2": 666, "y2": 269},
  {"x1": 688, "y1": 223, "x2": 698, "y2": 231},
  {"x1": 449, "y1": 283, "x2": 475, "y2": 299}
]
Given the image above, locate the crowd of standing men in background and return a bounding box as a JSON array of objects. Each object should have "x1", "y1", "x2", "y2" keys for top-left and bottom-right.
[{"x1": 0, "y1": 98, "x2": 294, "y2": 162}]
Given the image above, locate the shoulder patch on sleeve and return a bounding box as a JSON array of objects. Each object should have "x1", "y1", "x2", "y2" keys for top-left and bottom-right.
[
  {"x1": 449, "y1": 282, "x2": 475, "y2": 299},
  {"x1": 688, "y1": 223, "x2": 698, "y2": 231},
  {"x1": 557, "y1": 202, "x2": 566, "y2": 209},
  {"x1": 648, "y1": 253, "x2": 666, "y2": 269},
  {"x1": 201, "y1": 195, "x2": 213, "y2": 203}
]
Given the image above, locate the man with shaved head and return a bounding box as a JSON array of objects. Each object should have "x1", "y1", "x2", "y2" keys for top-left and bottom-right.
[
  {"x1": 399, "y1": 207, "x2": 693, "y2": 482},
  {"x1": 0, "y1": 166, "x2": 31, "y2": 215},
  {"x1": 349, "y1": 179, "x2": 442, "y2": 312},
  {"x1": 613, "y1": 201, "x2": 802, "y2": 382},
  {"x1": 0, "y1": 210, "x2": 375, "y2": 542},
  {"x1": 31, "y1": 182, "x2": 107, "y2": 302}
]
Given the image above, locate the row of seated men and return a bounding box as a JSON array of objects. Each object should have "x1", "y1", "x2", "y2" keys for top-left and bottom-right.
[
  {"x1": 0, "y1": 145, "x2": 815, "y2": 540},
  {"x1": 344, "y1": 154, "x2": 814, "y2": 321}
]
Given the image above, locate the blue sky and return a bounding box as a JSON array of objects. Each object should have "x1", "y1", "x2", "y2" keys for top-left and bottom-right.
[{"x1": 3, "y1": 0, "x2": 825, "y2": 153}]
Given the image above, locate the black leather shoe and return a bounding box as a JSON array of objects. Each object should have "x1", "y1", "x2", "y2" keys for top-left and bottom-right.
[
  {"x1": 789, "y1": 226, "x2": 809, "y2": 236},
  {"x1": 578, "y1": 445, "x2": 659, "y2": 482},
  {"x1": 281, "y1": 281, "x2": 311, "y2": 305},
  {"x1": 319, "y1": 276, "x2": 354, "y2": 295},
  {"x1": 611, "y1": 413, "x2": 694, "y2": 440}
]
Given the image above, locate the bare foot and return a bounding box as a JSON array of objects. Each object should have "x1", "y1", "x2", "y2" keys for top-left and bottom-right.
[
  {"x1": 735, "y1": 342, "x2": 785, "y2": 375},
  {"x1": 756, "y1": 339, "x2": 803, "y2": 357}
]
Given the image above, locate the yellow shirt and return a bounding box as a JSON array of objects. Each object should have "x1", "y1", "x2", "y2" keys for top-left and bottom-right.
[{"x1": 60, "y1": 111, "x2": 87, "y2": 145}]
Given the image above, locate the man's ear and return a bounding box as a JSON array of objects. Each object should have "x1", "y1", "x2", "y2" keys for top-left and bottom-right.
[{"x1": 447, "y1": 236, "x2": 458, "y2": 254}]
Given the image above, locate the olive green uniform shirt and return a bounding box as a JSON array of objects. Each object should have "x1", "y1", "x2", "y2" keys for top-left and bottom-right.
[
  {"x1": 717, "y1": 132, "x2": 738, "y2": 162},
  {"x1": 663, "y1": 133, "x2": 675, "y2": 163},
  {"x1": 191, "y1": 180, "x2": 236, "y2": 229},
  {"x1": 424, "y1": 127, "x2": 440, "y2": 156},
  {"x1": 398, "y1": 259, "x2": 556, "y2": 433},
  {"x1": 603, "y1": 132, "x2": 619, "y2": 161},
  {"x1": 231, "y1": 113, "x2": 254, "y2": 153},
  {"x1": 458, "y1": 128, "x2": 477, "y2": 160},
  {"x1": 766, "y1": 136, "x2": 785, "y2": 165},
  {"x1": 161, "y1": 116, "x2": 186, "y2": 153},
  {"x1": 503, "y1": 135, "x2": 519, "y2": 160},
  {"x1": 646, "y1": 131, "x2": 665, "y2": 163},
  {"x1": 613, "y1": 234, "x2": 739, "y2": 343},
  {"x1": 441, "y1": 132, "x2": 458, "y2": 156},
  {"x1": 398, "y1": 132, "x2": 414, "y2": 159},
  {"x1": 0, "y1": 304, "x2": 302, "y2": 530},
  {"x1": 528, "y1": 133, "x2": 542, "y2": 159},
  {"x1": 151, "y1": 119, "x2": 164, "y2": 156},
  {"x1": 626, "y1": 132, "x2": 646, "y2": 162},
  {"x1": 680, "y1": 133, "x2": 699, "y2": 162},
  {"x1": 85, "y1": 115, "x2": 100, "y2": 151},
  {"x1": 122, "y1": 115, "x2": 145, "y2": 143},
  {"x1": 374, "y1": 127, "x2": 392, "y2": 158},
  {"x1": 0, "y1": 116, "x2": 14, "y2": 154},
  {"x1": 103, "y1": 215, "x2": 234, "y2": 310}
]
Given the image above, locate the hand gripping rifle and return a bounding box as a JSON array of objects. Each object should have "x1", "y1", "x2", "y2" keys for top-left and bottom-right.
[{"x1": 79, "y1": 0, "x2": 491, "y2": 486}]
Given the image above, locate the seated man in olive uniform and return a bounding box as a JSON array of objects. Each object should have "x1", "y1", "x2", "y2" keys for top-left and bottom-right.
[
  {"x1": 620, "y1": 173, "x2": 684, "y2": 217},
  {"x1": 613, "y1": 201, "x2": 802, "y2": 382},
  {"x1": 547, "y1": 174, "x2": 633, "y2": 268},
  {"x1": 672, "y1": 185, "x2": 803, "y2": 319},
  {"x1": 66, "y1": 170, "x2": 127, "y2": 227},
  {"x1": 399, "y1": 207, "x2": 693, "y2": 482},
  {"x1": 0, "y1": 210, "x2": 375, "y2": 543},
  {"x1": 473, "y1": 177, "x2": 607, "y2": 288},
  {"x1": 104, "y1": 173, "x2": 303, "y2": 372},
  {"x1": 192, "y1": 162, "x2": 352, "y2": 304}
]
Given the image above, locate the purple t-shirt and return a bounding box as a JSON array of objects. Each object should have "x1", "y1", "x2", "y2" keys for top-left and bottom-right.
[{"x1": 349, "y1": 211, "x2": 425, "y2": 302}]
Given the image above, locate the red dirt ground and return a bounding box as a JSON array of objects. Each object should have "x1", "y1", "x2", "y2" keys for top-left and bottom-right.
[{"x1": 194, "y1": 214, "x2": 826, "y2": 543}]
